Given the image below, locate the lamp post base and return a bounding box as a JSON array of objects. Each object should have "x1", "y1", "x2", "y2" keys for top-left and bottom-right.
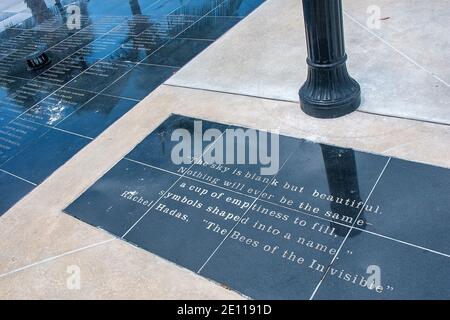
[
  {"x1": 299, "y1": 63, "x2": 361, "y2": 119},
  {"x1": 299, "y1": 80, "x2": 361, "y2": 119}
]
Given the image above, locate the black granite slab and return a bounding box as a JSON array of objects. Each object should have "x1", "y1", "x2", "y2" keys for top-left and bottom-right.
[
  {"x1": 0, "y1": 127, "x2": 90, "y2": 184},
  {"x1": 48, "y1": 35, "x2": 100, "y2": 63},
  {"x1": 261, "y1": 142, "x2": 389, "y2": 231},
  {"x1": 43, "y1": 32, "x2": 98, "y2": 58},
  {"x1": 75, "y1": 17, "x2": 126, "y2": 36},
  {"x1": 184, "y1": 127, "x2": 299, "y2": 198},
  {"x1": 0, "y1": 30, "x2": 74, "y2": 79},
  {"x1": 81, "y1": 0, "x2": 159, "y2": 17},
  {"x1": 313, "y1": 230, "x2": 450, "y2": 300},
  {"x1": 208, "y1": 0, "x2": 265, "y2": 17},
  {"x1": 0, "y1": 118, "x2": 51, "y2": 166},
  {"x1": 199, "y1": 201, "x2": 350, "y2": 299},
  {"x1": 64, "y1": 114, "x2": 450, "y2": 300},
  {"x1": 124, "y1": 114, "x2": 229, "y2": 172},
  {"x1": 76, "y1": 35, "x2": 127, "y2": 60},
  {"x1": 143, "y1": 38, "x2": 212, "y2": 67},
  {"x1": 170, "y1": 0, "x2": 225, "y2": 16},
  {"x1": 56, "y1": 94, "x2": 138, "y2": 138},
  {"x1": 66, "y1": 60, "x2": 135, "y2": 93},
  {"x1": 35, "y1": 52, "x2": 100, "y2": 86},
  {"x1": 20, "y1": 88, "x2": 96, "y2": 126},
  {"x1": 179, "y1": 16, "x2": 242, "y2": 40},
  {"x1": 0, "y1": 105, "x2": 20, "y2": 127},
  {"x1": 0, "y1": 77, "x2": 60, "y2": 112},
  {"x1": 143, "y1": 0, "x2": 189, "y2": 16},
  {"x1": 0, "y1": 170, "x2": 35, "y2": 215},
  {"x1": 124, "y1": 176, "x2": 256, "y2": 270},
  {"x1": 0, "y1": 0, "x2": 265, "y2": 216},
  {"x1": 355, "y1": 159, "x2": 450, "y2": 255},
  {"x1": 104, "y1": 63, "x2": 178, "y2": 100},
  {"x1": 136, "y1": 15, "x2": 198, "y2": 38},
  {"x1": 65, "y1": 159, "x2": 180, "y2": 236},
  {"x1": 108, "y1": 34, "x2": 169, "y2": 63}
]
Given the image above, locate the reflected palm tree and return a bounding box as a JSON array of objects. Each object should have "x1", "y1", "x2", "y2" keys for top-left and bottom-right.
[
  {"x1": 24, "y1": 0, "x2": 52, "y2": 23},
  {"x1": 0, "y1": 0, "x2": 98, "y2": 108},
  {"x1": 129, "y1": 0, "x2": 143, "y2": 15},
  {"x1": 128, "y1": 0, "x2": 151, "y2": 36},
  {"x1": 156, "y1": 118, "x2": 195, "y2": 156},
  {"x1": 54, "y1": 0, "x2": 67, "y2": 23},
  {"x1": 106, "y1": 0, "x2": 156, "y2": 62}
]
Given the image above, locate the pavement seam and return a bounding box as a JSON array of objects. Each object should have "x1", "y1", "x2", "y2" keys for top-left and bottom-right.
[
  {"x1": 343, "y1": 10, "x2": 450, "y2": 88},
  {"x1": 162, "y1": 83, "x2": 450, "y2": 127},
  {"x1": 0, "y1": 238, "x2": 116, "y2": 279}
]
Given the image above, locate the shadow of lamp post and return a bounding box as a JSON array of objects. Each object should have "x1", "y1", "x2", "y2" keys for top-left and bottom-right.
[
  {"x1": 320, "y1": 144, "x2": 365, "y2": 237},
  {"x1": 299, "y1": 0, "x2": 361, "y2": 118}
]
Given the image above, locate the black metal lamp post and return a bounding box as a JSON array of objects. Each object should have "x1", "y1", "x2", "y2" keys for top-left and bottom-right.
[{"x1": 299, "y1": 0, "x2": 361, "y2": 118}]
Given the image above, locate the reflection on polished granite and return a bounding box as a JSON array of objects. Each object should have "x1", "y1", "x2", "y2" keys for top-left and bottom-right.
[
  {"x1": 65, "y1": 114, "x2": 450, "y2": 299},
  {"x1": 56, "y1": 94, "x2": 138, "y2": 138},
  {"x1": 0, "y1": 0, "x2": 265, "y2": 215}
]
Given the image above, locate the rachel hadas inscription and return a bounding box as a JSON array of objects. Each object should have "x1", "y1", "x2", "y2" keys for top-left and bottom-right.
[
  {"x1": 121, "y1": 191, "x2": 154, "y2": 207},
  {"x1": 133, "y1": 175, "x2": 387, "y2": 293},
  {"x1": 177, "y1": 160, "x2": 381, "y2": 227},
  {"x1": 194, "y1": 169, "x2": 386, "y2": 293}
]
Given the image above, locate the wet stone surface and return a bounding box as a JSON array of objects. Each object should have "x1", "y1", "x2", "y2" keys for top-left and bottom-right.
[
  {"x1": 0, "y1": 0, "x2": 263, "y2": 215},
  {"x1": 65, "y1": 114, "x2": 450, "y2": 300}
]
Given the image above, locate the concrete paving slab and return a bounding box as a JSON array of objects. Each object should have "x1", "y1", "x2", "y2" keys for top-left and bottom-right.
[
  {"x1": 345, "y1": 0, "x2": 450, "y2": 84},
  {"x1": 167, "y1": 0, "x2": 450, "y2": 124},
  {"x1": 0, "y1": 239, "x2": 243, "y2": 299}
]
